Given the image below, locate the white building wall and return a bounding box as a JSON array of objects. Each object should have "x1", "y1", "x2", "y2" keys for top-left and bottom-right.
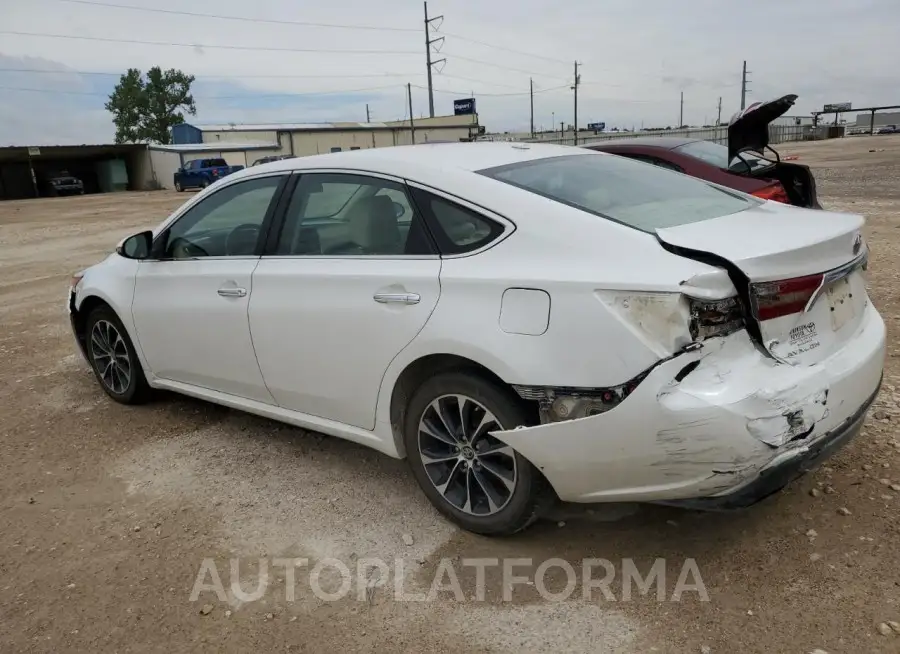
[
  {"x1": 202, "y1": 130, "x2": 279, "y2": 145},
  {"x1": 148, "y1": 149, "x2": 183, "y2": 190}
]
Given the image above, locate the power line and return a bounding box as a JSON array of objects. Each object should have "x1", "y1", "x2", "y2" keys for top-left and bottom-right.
[
  {"x1": 43, "y1": 0, "x2": 420, "y2": 32},
  {"x1": 0, "y1": 30, "x2": 420, "y2": 55},
  {"x1": 0, "y1": 68, "x2": 423, "y2": 80},
  {"x1": 436, "y1": 31, "x2": 570, "y2": 65},
  {"x1": 441, "y1": 53, "x2": 570, "y2": 81},
  {"x1": 416, "y1": 84, "x2": 569, "y2": 97},
  {"x1": 0, "y1": 84, "x2": 404, "y2": 99}
]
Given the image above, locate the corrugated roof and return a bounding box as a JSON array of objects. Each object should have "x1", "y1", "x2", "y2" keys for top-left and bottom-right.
[
  {"x1": 149, "y1": 142, "x2": 278, "y2": 152},
  {"x1": 196, "y1": 122, "x2": 391, "y2": 132}
]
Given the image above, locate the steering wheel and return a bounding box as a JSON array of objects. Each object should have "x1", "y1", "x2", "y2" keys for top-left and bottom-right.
[
  {"x1": 169, "y1": 237, "x2": 209, "y2": 259},
  {"x1": 226, "y1": 223, "x2": 261, "y2": 256}
]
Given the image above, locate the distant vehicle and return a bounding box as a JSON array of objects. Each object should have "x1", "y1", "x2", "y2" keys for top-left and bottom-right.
[
  {"x1": 174, "y1": 158, "x2": 244, "y2": 192},
  {"x1": 39, "y1": 170, "x2": 84, "y2": 197},
  {"x1": 251, "y1": 154, "x2": 296, "y2": 167},
  {"x1": 584, "y1": 95, "x2": 821, "y2": 209},
  {"x1": 877, "y1": 125, "x2": 899, "y2": 134}
]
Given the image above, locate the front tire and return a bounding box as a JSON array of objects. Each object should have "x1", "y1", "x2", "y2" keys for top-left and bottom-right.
[
  {"x1": 175, "y1": 181, "x2": 183, "y2": 192},
  {"x1": 85, "y1": 306, "x2": 151, "y2": 404},
  {"x1": 404, "y1": 372, "x2": 545, "y2": 535}
]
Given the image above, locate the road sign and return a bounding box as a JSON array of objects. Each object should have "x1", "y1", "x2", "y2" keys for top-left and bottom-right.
[
  {"x1": 823, "y1": 102, "x2": 851, "y2": 112},
  {"x1": 27, "y1": 146, "x2": 40, "y2": 156}
]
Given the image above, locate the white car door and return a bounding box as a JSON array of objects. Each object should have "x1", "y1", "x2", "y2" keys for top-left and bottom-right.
[
  {"x1": 249, "y1": 172, "x2": 441, "y2": 430},
  {"x1": 132, "y1": 173, "x2": 287, "y2": 403}
]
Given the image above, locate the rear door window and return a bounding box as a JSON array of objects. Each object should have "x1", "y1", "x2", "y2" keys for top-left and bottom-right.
[{"x1": 479, "y1": 153, "x2": 756, "y2": 232}]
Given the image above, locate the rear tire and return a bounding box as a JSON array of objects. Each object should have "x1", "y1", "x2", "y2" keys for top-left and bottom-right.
[
  {"x1": 200, "y1": 179, "x2": 209, "y2": 189},
  {"x1": 403, "y1": 372, "x2": 545, "y2": 536},
  {"x1": 84, "y1": 305, "x2": 151, "y2": 405}
]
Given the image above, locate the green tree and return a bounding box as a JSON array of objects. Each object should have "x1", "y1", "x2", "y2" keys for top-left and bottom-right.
[{"x1": 105, "y1": 67, "x2": 197, "y2": 144}]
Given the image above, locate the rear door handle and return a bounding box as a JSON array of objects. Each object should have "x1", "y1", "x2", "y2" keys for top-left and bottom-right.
[
  {"x1": 217, "y1": 287, "x2": 247, "y2": 298},
  {"x1": 373, "y1": 292, "x2": 420, "y2": 305}
]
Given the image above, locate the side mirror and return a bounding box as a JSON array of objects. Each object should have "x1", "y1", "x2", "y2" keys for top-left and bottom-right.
[{"x1": 117, "y1": 230, "x2": 153, "y2": 260}]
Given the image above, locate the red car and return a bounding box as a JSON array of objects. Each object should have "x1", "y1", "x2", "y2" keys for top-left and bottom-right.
[{"x1": 583, "y1": 94, "x2": 821, "y2": 209}]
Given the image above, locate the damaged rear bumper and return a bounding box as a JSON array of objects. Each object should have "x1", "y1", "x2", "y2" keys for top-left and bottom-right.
[{"x1": 492, "y1": 304, "x2": 886, "y2": 504}]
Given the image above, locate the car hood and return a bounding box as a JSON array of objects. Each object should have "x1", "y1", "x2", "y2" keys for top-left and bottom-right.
[{"x1": 728, "y1": 94, "x2": 797, "y2": 162}]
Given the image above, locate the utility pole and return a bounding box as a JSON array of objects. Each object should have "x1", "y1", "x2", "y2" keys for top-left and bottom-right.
[
  {"x1": 407, "y1": 83, "x2": 416, "y2": 144},
  {"x1": 717, "y1": 96, "x2": 722, "y2": 125},
  {"x1": 529, "y1": 78, "x2": 535, "y2": 139},
  {"x1": 740, "y1": 60, "x2": 750, "y2": 111},
  {"x1": 366, "y1": 103, "x2": 370, "y2": 123},
  {"x1": 679, "y1": 91, "x2": 684, "y2": 127},
  {"x1": 560, "y1": 121, "x2": 564, "y2": 140},
  {"x1": 572, "y1": 61, "x2": 581, "y2": 144},
  {"x1": 424, "y1": 2, "x2": 445, "y2": 118}
]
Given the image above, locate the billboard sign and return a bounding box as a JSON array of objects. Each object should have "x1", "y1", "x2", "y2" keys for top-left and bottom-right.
[
  {"x1": 823, "y1": 102, "x2": 851, "y2": 112},
  {"x1": 587, "y1": 122, "x2": 606, "y2": 131},
  {"x1": 454, "y1": 98, "x2": 476, "y2": 115}
]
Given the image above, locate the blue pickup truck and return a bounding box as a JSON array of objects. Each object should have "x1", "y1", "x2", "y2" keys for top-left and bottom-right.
[{"x1": 174, "y1": 158, "x2": 244, "y2": 192}]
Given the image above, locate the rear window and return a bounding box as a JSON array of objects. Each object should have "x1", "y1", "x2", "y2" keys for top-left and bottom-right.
[
  {"x1": 479, "y1": 153, "x2": 756, "y2": 232},
  {"x1": 205, "y1": 158, "x2": 228, "y2": 167},
  {"x1": 674, "y1": 140, "x2": 773, "y2": 173}
]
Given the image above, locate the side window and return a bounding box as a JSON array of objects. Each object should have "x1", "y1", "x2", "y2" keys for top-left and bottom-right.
[
  {"x1": 183, "y1": 160, "x2": 195, "y2": 170},
  {"x1": 330, "y1": 147, "x2": 342, "y2": 153},
  {"x1": 410, "y1": 189, "x2": 505, "y2": 255},
  {"x1": 274, "y1": 173, "x2": 433, "y2": 257},
  {"x1": 625, "y1": 154, "x2": 683, "y2": 173},
  {"x1": 159, "y1": 176, "x2": 283, "y2": 259}
]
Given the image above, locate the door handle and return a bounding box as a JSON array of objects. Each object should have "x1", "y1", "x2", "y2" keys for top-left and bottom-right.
[
  {"x1": 373, "y1": 292, "x2": 420, "y2": 305},
  {"x1": 217, "y1": 287, "x2": 247, "y2": 298}
]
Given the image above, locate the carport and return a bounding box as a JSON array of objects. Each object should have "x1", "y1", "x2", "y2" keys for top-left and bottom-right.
[{"x1": 0, "y1": 143, "x2": 151, "y2": 201}]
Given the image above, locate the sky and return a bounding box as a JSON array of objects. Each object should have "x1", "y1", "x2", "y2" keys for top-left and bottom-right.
[{"x1": 1, "y1": 0, "x2": 899, "y2": 145}]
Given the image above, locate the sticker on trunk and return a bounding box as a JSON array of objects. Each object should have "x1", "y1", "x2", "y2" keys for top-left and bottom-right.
[{"x1": 785, "y1": 321, "x2": 820, "y2": 359}]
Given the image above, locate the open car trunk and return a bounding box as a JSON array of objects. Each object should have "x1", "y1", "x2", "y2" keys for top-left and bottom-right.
[
  {"x1": 728, "y1": 94, "x2": 821, "y2": 209},
  {"x1": 657, "y1": 201, "x2": 868, "y2": 365}
]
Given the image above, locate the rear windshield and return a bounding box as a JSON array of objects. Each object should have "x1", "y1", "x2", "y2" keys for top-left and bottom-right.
[
  {"x1": 479, "y1": 153, "x2": 755, "y2": 232},
  {"x1": 205, "y1": 158, "x2": 228, "y2": 167},
  {"x1": 674, "y1": 140, "x2": 774, "y2": 173}
]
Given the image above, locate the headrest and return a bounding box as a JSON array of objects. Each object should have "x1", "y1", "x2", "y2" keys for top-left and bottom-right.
[{"x1": 348, "y1": 195, "x2": 401, "y2": 253}]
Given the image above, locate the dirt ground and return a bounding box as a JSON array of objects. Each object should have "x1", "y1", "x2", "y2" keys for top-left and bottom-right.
[{"x1": 1, "y1": 136, "x2": 900, "y2": 654}]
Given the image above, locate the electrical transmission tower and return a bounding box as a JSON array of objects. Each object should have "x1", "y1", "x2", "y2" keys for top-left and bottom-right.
[
  {"x1": 740, "y1": 60, "x2": 751, "y2": 111},
  {"x1": 423, "y1": 2, "x2": 445, "y2": 118}
]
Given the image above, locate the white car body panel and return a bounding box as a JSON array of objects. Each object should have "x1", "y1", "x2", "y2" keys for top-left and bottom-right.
[
  {"x1": 132, "y1": 258, "x2": 276, "y2": 404},
  {"x1": 67, "y1": 142, "x2": 886, "y2": 510},
  {"x1": 249, "y1": 257, "x2": 441, "y2": 430}
]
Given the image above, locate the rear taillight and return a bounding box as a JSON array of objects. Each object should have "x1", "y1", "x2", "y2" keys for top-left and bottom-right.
[
  {"x1": 211, "y1": 169, "x2": 219, "y2": 177},
  {"x1": 688, "y1": 296, "x2": 745, "y2": 339},
  {"x1": 752, "y1": 182, "x2": 790, "y2": 204},
  {"x1": 752, "y1": 273, "x2": 824, "y2": 321}
]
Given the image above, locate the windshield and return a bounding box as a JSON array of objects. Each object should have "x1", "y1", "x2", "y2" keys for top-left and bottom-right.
[
  {"x1": 479, "y1": 153, "x2": 756, "y2": 232},
  {"x1": 674, "y1": 140, "x2": 773, "y2": 173}
]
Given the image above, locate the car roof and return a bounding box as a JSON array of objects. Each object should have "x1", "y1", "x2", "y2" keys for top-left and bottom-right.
[
  {"x1": 246, "y1": 142, "x2": 593, "y2": 178},
  {"x1": 583, "y1": 136, "x2": 703, "y2": 150}
]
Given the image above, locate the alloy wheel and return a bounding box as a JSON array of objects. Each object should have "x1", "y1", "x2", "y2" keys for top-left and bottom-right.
[
  {"x1": 90, "y1": 319, "x2": 132, "y2": 394},
  {"x1": 417, "y1": 394, "x2": 518, "y2": 516}
]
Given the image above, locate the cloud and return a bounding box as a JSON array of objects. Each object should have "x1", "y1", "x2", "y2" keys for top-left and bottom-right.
[{"x1": 1, "y1": 0, "x2": 900, "y2": 143}]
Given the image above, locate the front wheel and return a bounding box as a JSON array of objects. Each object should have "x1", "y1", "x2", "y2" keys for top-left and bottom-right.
[
  {"x1": 403, "y1": 372, "x2": 546, "y2": 535},
  {"x1": 174, "y1": 181, "x2": 183, "y2": 192},
  {"x1": 85, "y1": 306, "x2": 151, "y2": 404}
]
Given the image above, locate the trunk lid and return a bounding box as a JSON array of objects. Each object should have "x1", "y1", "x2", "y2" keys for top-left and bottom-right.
[
  {"x1": 657, "y1": 201, "x2": 868, "y2": 365},
  {"x1": 728, "y1": 94, "x2": 797, "y2": 163}
]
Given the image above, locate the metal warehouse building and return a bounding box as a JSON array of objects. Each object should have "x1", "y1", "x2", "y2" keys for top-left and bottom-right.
[{"x1": 143, "y1": 113, "x2": 479, "y2": 190}]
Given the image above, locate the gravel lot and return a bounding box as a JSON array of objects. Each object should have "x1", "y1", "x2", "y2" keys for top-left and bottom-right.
[{"x1": 2, "y1": 136, "x2": 900, "y2": 653}]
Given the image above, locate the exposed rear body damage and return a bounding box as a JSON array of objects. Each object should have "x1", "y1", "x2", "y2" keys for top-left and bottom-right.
[{"x1": 493, "y1": 306, "x2": 884, "y2": 504}]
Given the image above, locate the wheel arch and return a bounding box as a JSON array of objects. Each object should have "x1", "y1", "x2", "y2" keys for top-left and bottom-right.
[{"x1": 387, "y1": 353, "x2": 539, "y2": 458}]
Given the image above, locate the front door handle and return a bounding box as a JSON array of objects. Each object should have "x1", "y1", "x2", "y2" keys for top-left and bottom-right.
[
  {"x1": 217, "y1": 287, "x2": 247, "y2": 298},
  {"x1": 373, "y1": 292, "x2": 420, "y2": 305}
]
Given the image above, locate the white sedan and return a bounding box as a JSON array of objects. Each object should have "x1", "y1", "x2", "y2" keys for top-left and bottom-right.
[{"x1": 69, "y1": 143, "x2": 885, "y2": 535}]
